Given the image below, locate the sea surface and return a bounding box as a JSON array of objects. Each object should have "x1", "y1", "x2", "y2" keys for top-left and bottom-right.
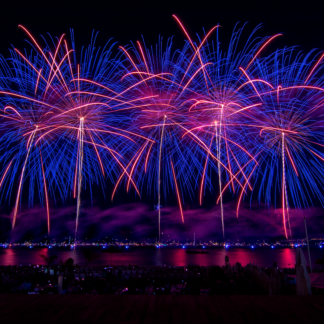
[{"x1": 0, "y1": 246, "x2": 323, "y2": 268}]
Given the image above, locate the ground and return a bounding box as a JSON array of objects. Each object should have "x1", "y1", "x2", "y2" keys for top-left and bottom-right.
[{"x1": 0, "y1": 295, "x2": 323, "y2": 323}]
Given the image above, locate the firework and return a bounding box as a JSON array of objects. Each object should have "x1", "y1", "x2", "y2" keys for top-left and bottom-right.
[
  {"x1": 238, "y1": 48, "x2": 324, "y2": 238},
  {"x1": 0, "y1": 19, "x2": 324, "y2": 241},
  {"x1": 115, "y1": 36, "x2": 199, "y2": 241},
  {"x1": 0, "y1": 28, "x2": 146, "y2": 237},
  {"x1": 179, "y1": 23, "x2": 281, "y2": 239}
]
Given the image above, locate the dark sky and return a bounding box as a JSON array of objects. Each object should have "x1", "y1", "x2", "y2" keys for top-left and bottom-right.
[
  {"x1": 1, "y1": 0, "x2": 324, "y2": 54},
  {"x1": 1, "y1": 0, "x2": 324, "y2": 242}
]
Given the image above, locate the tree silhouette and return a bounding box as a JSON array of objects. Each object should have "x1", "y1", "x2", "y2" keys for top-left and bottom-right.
[
  {"x1": 59, "y1": 257, "x2": 76, "y2": 272},
  {"x1": 40, "y1": 254, "x2": 58, "y2": 267},
  {"x1": 81, "y1": 248, "x2": 99, "y2": 266}
]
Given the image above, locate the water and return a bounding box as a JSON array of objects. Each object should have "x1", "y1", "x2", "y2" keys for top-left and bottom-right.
[{"x1": 1, "y1": 246, "x2": 323, "y2": 268}]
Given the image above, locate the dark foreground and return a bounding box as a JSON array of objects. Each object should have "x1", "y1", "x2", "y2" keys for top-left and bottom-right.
[
  {"x1": 2, "y1": 263, "x2": 324, "y2": 295},
  {"x1": 0, "y1": 295, "x2": 323, "y2": 323}
]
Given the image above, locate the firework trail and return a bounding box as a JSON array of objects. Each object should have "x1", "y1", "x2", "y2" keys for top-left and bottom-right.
[
  {"x1": 114, "y1": 16, "x2": 224, "y2": 240},
  {"x1": 0, "y1": 19, "x2": 324, "y2": 241},
  {"x1": 180, "y1": 23, "x2": 281, "y2": 240},
  {"x1": 0, "y1": 28, "x2": 146, "y2": 237},
  {"x1": 116, "y1": 40, "x2": 193, "y2": 241},
  {"x1": 233, "y1": 47, "x2": 324, "y2": 238}
]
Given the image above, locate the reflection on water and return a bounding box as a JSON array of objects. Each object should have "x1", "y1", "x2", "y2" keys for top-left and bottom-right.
[{"x1": 0, "y1": 247, "x2": 322, "y2": 268}]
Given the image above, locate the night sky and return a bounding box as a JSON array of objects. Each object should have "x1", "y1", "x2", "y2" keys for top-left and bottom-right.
[
  {"x1": 0, "y1": 0, "x2": 324, "y2": 242},
  {"x1": 1, "y1": 0, "x2": 324, "y2": 54}
]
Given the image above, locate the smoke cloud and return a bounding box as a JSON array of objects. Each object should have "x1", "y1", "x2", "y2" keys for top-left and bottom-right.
[{"x1": 1, "y1": 201, "x2": 323, "y2": 242}]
